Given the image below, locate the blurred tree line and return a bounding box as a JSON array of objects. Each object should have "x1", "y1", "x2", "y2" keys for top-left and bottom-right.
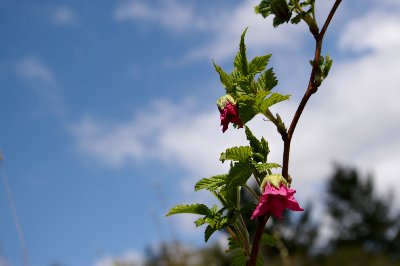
[{"x1": 116, "y1": 165, "x2": 400, "y2": 266}]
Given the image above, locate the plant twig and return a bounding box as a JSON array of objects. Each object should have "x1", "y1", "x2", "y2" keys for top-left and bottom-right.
[{"x1": 247, "y1": 1, "x2": 342, "y2": 265}]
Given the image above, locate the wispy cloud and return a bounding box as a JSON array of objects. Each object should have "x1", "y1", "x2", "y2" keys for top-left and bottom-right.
[
  {"x1": 51, "y1": 6, "x2": 79, "y2": 26},
  {"x1": 94, "y1": 249, "x2": 145, "y2": 266},
  {"x1": 15, "y1": 56, "x2": 67, "y2": 117},
  {"x1": 113, "y1": 0, "x2": 307, "y2": 64},
  {"x1": 113, "y1": 0, "x2": 196, "y2": 33},
  {"x1": 16, "y1": 57, "x2": 54, "y2": 84}
]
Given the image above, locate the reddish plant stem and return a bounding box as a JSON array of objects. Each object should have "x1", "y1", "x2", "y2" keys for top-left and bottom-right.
[
  {"x1": 247, "y1": 1, "x2": 342, "y2": 265},
  {"x1": 246, "y1": 216, "x2": 269, "y2": 266}
]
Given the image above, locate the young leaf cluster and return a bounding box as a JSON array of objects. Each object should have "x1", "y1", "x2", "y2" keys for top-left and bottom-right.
[
  {"x1": 255, "y1": 0, "x2": 318, "y2": 36},
  {"x1": 213, "y1": 28, "x2": 290, "y2": 126},
  {"x1": 310, "y1": 54, "x2": 333, "y2": 87}
]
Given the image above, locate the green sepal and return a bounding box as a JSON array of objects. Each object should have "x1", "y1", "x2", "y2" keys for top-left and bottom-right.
[{"x1": 260, "y1": 174, "x2": 288, "y2": 191}]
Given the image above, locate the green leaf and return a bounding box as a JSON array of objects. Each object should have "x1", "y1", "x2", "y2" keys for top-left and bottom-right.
[
  {"x1": 270, "y1": 0, "x2": 291, "y2": 24},
  {"x1": 254, "y1": 162, "x2": 281, "y2": 173},
  {"x1": 249, "y1": 54, "x2": 272, "y2": 75},
  {"x1": 224, "y1": 146, "x2": 252, "y2": 162},
  {"x1": 322, "y1": 54, "x2": 333, "y2": 79},
  {"x1": 256, "y1": 68, "x2": 278, "y2": 92},
  {"x1": 291, "y1": 12, "x2": 303, "y2": 24},
  {"x1": 237, "y1": 98, "x2": 258, "y2": 125},
  {"x1": 195, "y1": 174, "x2": 228, "y2": 191},
  {"x1": 245, "y1": 126, "x2": 263, "y2": 154},
  {"x1": 273, "y1": 13, "x2": 289, "y2": 27},
  {"x1": 166, "y1": 204, "x2": 211, "y2": 216},
  {"x1": 228, "y1": 162, "x2": 252, "y2": 188},
  {"x1": 234, "y1": 28, "x2": 249, "y2": 75},
  {"x1": 204, "y1": 225, "x2": 217, "y2": 242},
  {"x1": 213, "y1": 61, "x2": 234, "y2": 94},
  {"x1": 227, "y1": 237, "x2": 241, "y2": 252},
  {"x1": 218, "y1": 186, "x2": 239, "y2": 209},
  {"x1": 194, "y1": 217, "x2": 206, "y2": 227},
  {"x1": 230, "y1": 249, "x2": 247, "y2": 266},
  {"x1": 261, "y1": 233, "x2": 276, "y2": 246},
  {"x1": 255, "y1": 0, "x2": 272, "y2": 18},
  {"x1": 257, "y1": 92, "x2": 290, "y2": 113}
]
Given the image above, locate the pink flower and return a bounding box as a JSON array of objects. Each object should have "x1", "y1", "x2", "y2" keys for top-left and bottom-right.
[
  {"x1": 219, "y1": 102, "x2": 243, "y2": 133},
  {"x1": 251, "y1": 184, "x2": 303, "y2": 220}
]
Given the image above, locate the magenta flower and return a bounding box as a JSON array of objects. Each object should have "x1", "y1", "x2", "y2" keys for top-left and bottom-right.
[
  {"x1": 218, "y1": 101, "x2": 243, "y2": 133},
  {"x1": 251, "y1": 184, "x2": 303, "y2": 220}
]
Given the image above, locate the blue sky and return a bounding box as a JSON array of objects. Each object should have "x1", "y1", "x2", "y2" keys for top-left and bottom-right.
[{"x1": 1, "y1": 0, "x2": 400, "y2": 265}]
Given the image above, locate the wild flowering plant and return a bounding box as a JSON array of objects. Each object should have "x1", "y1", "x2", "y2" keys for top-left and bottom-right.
[{"x1": 167, "y1": 0, "x2": 342, "y2": 265}]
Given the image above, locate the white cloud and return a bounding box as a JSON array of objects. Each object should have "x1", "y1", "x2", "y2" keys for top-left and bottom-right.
[
  {"x1": 339, "y1": 11, "x2": 400, "y2": 52},
  {"x1": 181, "y1": 0, "x2": 307, "y2": 64},
  {"x1": 51, "y1": 6, "x2": 78, "y2": 26},
  {"x1": 15, "y1": 56, "x2": 66, "y2": 117},
  {"x1": 113, "y1": 0, "x2": 307, "y2": 64},
  {"x1": 94, "y1": 249, "x2": 145, "y2": 266},
  {"x1": 72, "y1": 6, "x2": 400, "y2": 207},
  {"x1": 16, "y1": 57, "x2": 54, "y2": 84},
  {"x1": 114, "y1": 0, "x2": 196, "y2": 33}
]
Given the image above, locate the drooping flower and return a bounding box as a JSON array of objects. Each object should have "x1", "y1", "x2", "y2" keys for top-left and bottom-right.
[
  {"x1": 251, "y1": 184, "x2": 303, "y2": 220},
  {"x1": 217, "y1": 95, "x2": 243, "y2": 133}
]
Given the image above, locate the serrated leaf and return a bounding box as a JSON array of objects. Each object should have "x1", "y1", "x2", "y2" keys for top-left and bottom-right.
[
  {"x1": 228, "y1": 162, "x2": 252, "y2": 188},
  {"x1": 261, "y1": 233, "x2": 276, "y2": 246},
  {"x1": 257, "y1": 92, "x2": 290, "y2": 113},
  {"x1": 249, "y1": 54, "x2": 272, "y2": 75},
  {"x1": 213, "y1": 61, "x2": 234, "y2": 93},
  {"x1": 291, "y1": 12, "x2": 303, "y2": 24},
  {"x1": 227, "y1": 237, "x2": 241, "y2": 252},
  {"x1": 255, "y1": 0, "x2": 272, "y2": 18},
  {"x1": 218, "y1": 186, "x2": 239, "y2": 209},
  {"x1": 273, "y1": 14, "x2": 288, "y2": 27},
  {"x1": 166, "y1": 204, "x2": 211, "y2": 216},
  {"x1": 234, "y1": 28, "x2": 249, "y2": 75},
  {"x1": 322, "y1": 54, "x2": 333, "y2": 79},
  {"x1": 245, "y1": 126, "x2": 263, "y2": 153},
  {"x1": 204, "y1": 225, "x2": 217, "y2": 242},
  {"x1": 225, "y1": 146, "x2": 252, "y2": 162},
  {"x1": 195, "y1": 174, "x2": 228, "y2": 191},
  {"x1": 254, "y1": 162, "x2": 281, "y2": 173},
  {"x1": 194, "y1": 217, "x2": 206, "y2": 227},
  {"x1": 237, "y1": 99, "x2": 258, "y2": 125},
  {"x1": 256, "y1": 68, "x2": 278, "y2": 92},
  {"x1": 230, "y1": 249, "x2": 247, "y2": 266}
]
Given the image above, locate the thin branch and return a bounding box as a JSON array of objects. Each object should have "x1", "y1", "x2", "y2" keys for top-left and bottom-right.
[
  {"x1": 244, "y1": 184, "x2": 260, "y2": 200},
  {"x1": 320, "y1": 0, "x2": 343, "y2": 39}
]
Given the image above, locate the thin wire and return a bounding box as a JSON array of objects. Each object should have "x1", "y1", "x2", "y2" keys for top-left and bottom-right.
[{"x1": 0, "y1": 153, "x2": 30, "y2": 266}]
